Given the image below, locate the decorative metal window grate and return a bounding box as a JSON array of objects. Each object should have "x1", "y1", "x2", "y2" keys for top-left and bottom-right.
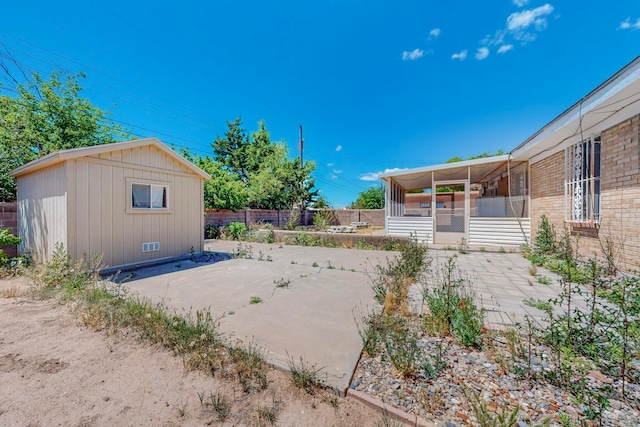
[{"x1": 565, "y1": 137, "x2": 601, "y2": 223}]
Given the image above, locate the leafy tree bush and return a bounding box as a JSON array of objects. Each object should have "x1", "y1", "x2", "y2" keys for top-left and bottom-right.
[
  {"x1": 349, "y1": 186, "x2": 384, "y2": 209},
  {"x1": 0, "y1": 71, "x2": 130, "y2": 201}
]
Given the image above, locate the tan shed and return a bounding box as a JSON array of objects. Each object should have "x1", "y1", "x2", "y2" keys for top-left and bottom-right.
[{"x1": 10, "y1": 138, "x2": 210, "y2": 269}]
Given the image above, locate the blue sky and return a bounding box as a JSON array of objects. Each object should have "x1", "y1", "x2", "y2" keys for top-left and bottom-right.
[{"x1": 1, "y1": 1, "x2": 639, "y2": 207}]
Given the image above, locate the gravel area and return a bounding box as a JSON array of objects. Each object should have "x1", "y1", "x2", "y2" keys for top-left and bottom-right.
[
  {"x1": 350, "y1": 318, "x2": 640, "y2": 426},
  {"x1": 191, "y1": 251, "x2": 234, "y2": 263}
]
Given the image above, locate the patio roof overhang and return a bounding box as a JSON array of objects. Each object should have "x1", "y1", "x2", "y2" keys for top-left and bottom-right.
[
  {"x1": 511, "y1": 55, "x2": 640, "y2": 163},
  {"x1": 378, "y1": 155, "x2": 510, "y2": 191}
]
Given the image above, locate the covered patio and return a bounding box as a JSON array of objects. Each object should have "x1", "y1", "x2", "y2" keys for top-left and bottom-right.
[{"x1": 379, "y1": 156, "x2": 530, "y2": 247}]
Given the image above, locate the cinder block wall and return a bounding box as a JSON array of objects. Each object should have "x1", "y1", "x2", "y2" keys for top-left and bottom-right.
[
  {"x1": 530, "y1": 114, "x2": 640, "y2": 269},
  {"x1": 204, "y1": 209, "x2": 385, "y2": 229}
]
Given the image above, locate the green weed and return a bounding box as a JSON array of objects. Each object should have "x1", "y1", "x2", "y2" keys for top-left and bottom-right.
[{"x1": 287, "y1": 354, "x2": 324, "y2": 392}]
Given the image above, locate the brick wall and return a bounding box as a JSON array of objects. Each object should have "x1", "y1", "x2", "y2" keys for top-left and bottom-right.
[
  {"x1": 530, "y1": 150, "x2": 565, "y2": 241},
  {"x1": 530, "y1": 114, "x2": 640, "y2": 269},
  {"x1": 601, "y1": 115, "x2": 640, "y2": 191},
  {"x1": 0, "y1": 202, "x2": 18, "y2": 258}
]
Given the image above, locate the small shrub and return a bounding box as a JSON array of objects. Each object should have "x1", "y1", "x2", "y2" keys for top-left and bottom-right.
[
  {"x1": 208, "y1": 391, "x2": 230, "y2": 421},
  {"x1": 313, "y1": 209, "x2": 337, "y2": 231},
  {"x1": 228, "y1": 222, "x2": 246, "y2": 240},
  {"x1": 255, "y1": 404, "x2": 279, "y2": 425},
  {"x1": 384, "y1": 320, "x2": 422, "y2": 377},
  {"x1": 283, "y1": 210, "x2": 300, "y2": 230},
  {"x1": 355, "y1": 238, "x2": 375, "y2": 250},
  {"x1": 264, "y1": 224, "x2": 276, "y2": 243},
  {"x1": 536, "y1": 275, "x2": 551, "y2": 285},
  {"x1": 234, "y1": 242, "x2": 253, "y2": 259},
  {"x1": 287, "y1": 354, "x2": 324, "y2": 392},
  {"x1": 274, "y1": 278, "x2": 290, "y2": 288},
  {"x1": 204, "y1": 224, "x2": 220, "y2": 239},
  {"x1": 457, "y1": 237, "x2": 470, "y2": 254},
  {"x1": 353, "y1": 306, "x2": 385, "y2": 357},
  {"x1": 534, "y1": 214, "x2": 556, "y2": 255},
  {"x1": 250, "y1": 296, "x2": 262, "y2": 304},
  {"x1": 0, "y1": 228, "x2": 21, "y2": 265},
  {"x1": 367, "y1": 235, "x2": 430, "y2": 315},
  {"x1": 423, "y1": 255, "x2": 484, "y2": 348}
]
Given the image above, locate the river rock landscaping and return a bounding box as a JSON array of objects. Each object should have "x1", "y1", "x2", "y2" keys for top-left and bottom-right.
[
  {"x1": 351, "y1": 323, "x2": 640, "y2": 426},
  {"x1": 350, "y1": 228, "x2": 640, "y2": 427}
]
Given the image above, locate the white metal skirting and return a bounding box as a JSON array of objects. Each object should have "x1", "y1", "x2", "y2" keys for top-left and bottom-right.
[
  {"x1": 468, "y1": 218, "x2": 530, "y2": 246},
  {"x1": 387, "y1": 217, "x2": 433, "y2": 243}
]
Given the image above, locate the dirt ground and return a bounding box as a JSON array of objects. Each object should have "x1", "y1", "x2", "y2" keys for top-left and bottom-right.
[{"x1": 0, "y1": 276, "x2": 383, "y2": 427}]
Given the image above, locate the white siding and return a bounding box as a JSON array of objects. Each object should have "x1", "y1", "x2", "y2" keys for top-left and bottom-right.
[
  {"x1": 387, "y1": 216, "x2": 433, "y2": 243},
  {"x1": 468, "y1": 218, "x2": 531, "y2": 246},
  {"x1": 16, "y1": 163, "x2": 67, "y2": 263}
]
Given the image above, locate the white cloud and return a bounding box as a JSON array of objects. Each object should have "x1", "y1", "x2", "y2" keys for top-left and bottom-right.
[
  {"x1": 619, "y1": 17, "x2": 640, "y2": 30},
  {"x1": 335, "y1": 145, "x2": 342, "y2": 152},
  {"x1": 475, "y1": 47, "x2": 490, "y2": 60},
  {"x1": 497, "y1": 44, "x2": 514, "y2": 54},
  {"x1": 451, "y1": 50, "x2": 468, "y2": 61},
  {"x1": 359, "y1": 168, "x2": 407, "y2": 182},
  {"x1": 359, "y1": 172, "x2": 380, "y2": 182},
  {"x1": 332, "y1": 169, "x2": 342, "y2": 175},
  {"x1": 507, "y1": 4, "x2": 554, "y2": 32},
  {"x1": 327, "y1": 162, "x2": 334, "y2": 167},
  {"x1": 481, "y1": 29, "x2": 507, "y2": 46},
  {"x1": 512, "y1": 0, "x2": 529, "y2": 7},
  {"x1": 331, "y1": 175, "x2": 338, "y2": 180},
  {"x1": 402, "y1": 48, "x2": 425, "y2": 60},
  {"x1": 429, "y1": 28, "x2": 441, "y2": 39}
]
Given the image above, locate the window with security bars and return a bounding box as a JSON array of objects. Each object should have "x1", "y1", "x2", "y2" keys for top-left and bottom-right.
[{"x1": 565, "y1": 137, "x2": 601, "y2": 224}]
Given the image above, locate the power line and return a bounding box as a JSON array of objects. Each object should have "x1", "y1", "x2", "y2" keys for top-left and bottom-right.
[
  {"x1": 0, "y1": 30, "x2": 230, "y2": 129},
  {"x1": 0, "y1": 44, "x2": 227, "y2": 135}
]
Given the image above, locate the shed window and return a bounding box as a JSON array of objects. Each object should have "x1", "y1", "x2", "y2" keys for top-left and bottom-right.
[
  {"x1": 565, "y1": 137, "x2": 600, "y2": 224},
  {"x1": 132, "y1": 184, "x2": 167, "y2": 209}
]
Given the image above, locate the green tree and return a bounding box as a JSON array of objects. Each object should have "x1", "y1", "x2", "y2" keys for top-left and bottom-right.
[
  {"x1": 350, "y1": 186, "x2": 385, "y2": 209},
  {"x1": 445, "y1": 149, "x2": 505, "y2": 163},
  {"x1": 310, "y1": 195, "x2": 331, "y2": 209},
  {"x1": 180, "y1": 150, "x2": 249, "y2": 211},
  {"x1": 212, "y1": 118, "x2": 318, "y2": 210},
  {"x1": 0, "y1": 71, "x2": 129, "y2": 201}
]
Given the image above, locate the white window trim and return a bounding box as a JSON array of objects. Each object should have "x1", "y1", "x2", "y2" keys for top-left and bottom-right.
[
  {"x1": 564, "y1": 136, "x2": 601, "y2": 225},
  {"x1": 125, "y1": 178, "x2": 172, "y2": 214}
]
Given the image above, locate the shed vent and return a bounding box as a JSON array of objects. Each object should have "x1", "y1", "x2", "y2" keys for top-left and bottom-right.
[{"x1": 142, "y1": 242, "x2": 160, "y2": 252}]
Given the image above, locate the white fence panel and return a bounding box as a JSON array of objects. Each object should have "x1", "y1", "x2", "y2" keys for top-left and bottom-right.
[
  {"x1": 469, "y1": 218, "x2": 530, "y2": 246},
  {"x1": 387, "y1": 217, "x2": 433, "y2": 243}
]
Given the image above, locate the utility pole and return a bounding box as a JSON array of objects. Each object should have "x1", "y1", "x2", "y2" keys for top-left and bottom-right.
[
  {"x1": 299, "y1": 123, "x2": 303, "y2": 168},
  {"x1": 299, "y1": 124, "x2": 305, "y2": 212}
]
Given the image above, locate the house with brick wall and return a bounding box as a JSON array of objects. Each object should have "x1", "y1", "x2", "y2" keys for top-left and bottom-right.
[{"x1": 380, "y1": 56, "x2": 640, "y2": 269}]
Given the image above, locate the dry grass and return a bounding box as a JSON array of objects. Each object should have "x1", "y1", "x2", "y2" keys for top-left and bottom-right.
[{"x1": 1, "y1": 285, "x2": 25, "y2": 298}]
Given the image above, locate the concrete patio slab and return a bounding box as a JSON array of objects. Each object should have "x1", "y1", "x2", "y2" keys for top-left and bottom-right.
[
  {"x1": 116, "y1": 240, "x2": 570, "y2": 394},
  {"x1": 118, "y1": 241, "x2": 394, "y2": 393}
]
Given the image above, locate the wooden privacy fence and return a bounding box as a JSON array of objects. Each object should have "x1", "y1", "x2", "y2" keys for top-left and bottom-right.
[{"x1": 204, "y1": 209, "x2": 384, "y2": 228}]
